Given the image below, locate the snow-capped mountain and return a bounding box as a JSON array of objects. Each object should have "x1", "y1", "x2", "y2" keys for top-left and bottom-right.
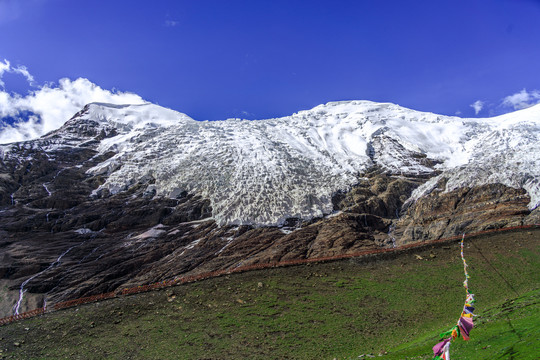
[
  {"x1": 1, "y1": 100, "x2": 538, "y2": 317},
  {"x1": 9, "y1": 100, "x2": 536, "y2": 226}
]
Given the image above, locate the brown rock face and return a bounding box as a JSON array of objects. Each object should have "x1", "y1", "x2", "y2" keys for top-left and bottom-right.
[
  {"x1": 334, "y1": 171, "x2": 425, "y2": 219},
  {"x1": 394, "y1": 179, "x2": 533, "y2": 244},
  {"x1": 185, "y1": 171, "x2": 432, "y2": 275},
  {"x1": 1, "y1": 151, "x2": 430, "y2": 317}
]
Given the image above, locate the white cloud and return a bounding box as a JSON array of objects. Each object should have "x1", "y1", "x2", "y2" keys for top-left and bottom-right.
[
  {"x1": 164, "y1": 20, "x2": 179, "y2": 27},
  {"x1": 12, "y1": 65, "x2": 35, "y2": 85},
  {"x1": 241, "y1": 110, "x2": 256, "y2": 118},
  {"x1": 0, "y1": 59, "x2": 12, "y2": 87},
  {"x1": 0, "y1": 59, "x2": 35, "y2": 87},
  {"x1": 0, "y1": 60, "x2": 146, "y2": 144},
  {"x1": 501, "y1": 89, "x2": 540, "y2": 110},
  {"x1": 470, "y1": 100, "x2": 484, "y2": 115}
]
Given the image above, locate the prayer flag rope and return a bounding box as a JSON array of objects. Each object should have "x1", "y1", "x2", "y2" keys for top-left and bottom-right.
[{"x1": 432, "y1": 234, "x2": 475, "y2": 360}]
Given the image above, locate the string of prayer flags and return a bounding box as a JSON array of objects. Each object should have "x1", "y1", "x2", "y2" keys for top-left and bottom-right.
[
  {"x1": 432, "y1": 234, "x2": 475, "y2": 360},
  {"x1": 432, "y1": 339, "x2": 451, "y2": 360}
]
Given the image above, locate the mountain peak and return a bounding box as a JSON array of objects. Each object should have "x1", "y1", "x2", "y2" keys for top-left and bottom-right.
[
  {"x1": 73, "y1": 100, "x2": 539, "y2": 225},
  {"x1": 3, "y1": 100, "x2": 539, "y2": 225},
  {"x1": 80, "y1": 101, "x2": 195, "y2": 127},
  {"x1": 1, "y1": 99, "x2": 538, "y2": 317}
]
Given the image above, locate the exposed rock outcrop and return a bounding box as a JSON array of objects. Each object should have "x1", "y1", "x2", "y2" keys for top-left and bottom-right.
[{"x1": 394, "y1": 180, "x2": 532, "y2": 244}]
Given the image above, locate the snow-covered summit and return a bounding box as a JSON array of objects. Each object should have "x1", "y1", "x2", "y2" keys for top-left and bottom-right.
[
  {"x1": 4, "y1": 100, "x2": 538, "y2": 226},
  {"x1": 59, "y1": 100, "x2": 538, "y2": 226},
  {"x1": 81, "y1": 102, "x2": 194, "y2": 127}
]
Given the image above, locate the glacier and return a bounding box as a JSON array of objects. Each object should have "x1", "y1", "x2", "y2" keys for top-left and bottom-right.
[{"x1": 6, "y1": 100, "x2": 538, "y2": 226}]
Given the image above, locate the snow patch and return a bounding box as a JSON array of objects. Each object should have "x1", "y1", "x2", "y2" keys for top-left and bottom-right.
[
  {"x1": 215, "y1": 237, "x2": 235, "y2": 255},
  {"x1": 74, "y1": 228, "x2": 93, "y2": 234},
  {"x1": 179, "y1": 239, "x2": 202, "y2": 256},
  {"x1": 133, "y1": 224, "x2": 167, "y2": 240}
]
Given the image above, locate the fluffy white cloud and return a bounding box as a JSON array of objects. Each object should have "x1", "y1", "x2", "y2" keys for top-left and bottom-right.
[
  {"x1": 0, "y1": 60, "x2": 146, "y2": 144},
  {"x1": 0, "y1": 59, "x2": 12, "y2": 87},
  {"x1": 12, "y1": 65, "x2": 35, "y2": 85},
  {"x1": 470, "y1": 100, "x2": 484, "y2": 115},
  {"x1": 501, "y1": 89, "x2": 540, "y2": 110},
  {"x1": 0, "y1": 59, "x2": 35, "y2": 87}
]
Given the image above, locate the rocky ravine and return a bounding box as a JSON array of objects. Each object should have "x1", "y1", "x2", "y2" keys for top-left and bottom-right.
[{"x1": 0, "y1": 100, "x2": 538, "y2": 317}]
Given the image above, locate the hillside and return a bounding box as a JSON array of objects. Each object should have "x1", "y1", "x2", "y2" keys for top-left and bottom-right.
[
  {"x1": 0, "y1": 228, "x2": 538, "y2": 359},
  {"x1": 1, "y1": 100, "x2": 539, "y2": 317}
]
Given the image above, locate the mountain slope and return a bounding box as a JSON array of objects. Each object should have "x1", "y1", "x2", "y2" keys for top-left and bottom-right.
[
  {"x1": 45, "y1": 100, "x2": 540, "y2": 225},
  {"x1": 0, "y1": 229, "x2": 538, "y2": 359},
  {"x1": 0, "y1": 100, "x2": 538, "y2": 316}
]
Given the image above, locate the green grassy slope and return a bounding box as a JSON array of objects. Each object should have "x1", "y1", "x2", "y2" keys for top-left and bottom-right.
[
  {"x1": 0, "y1": 229, "x2": 538, "y2": 360},
  {"x1": 384, "y1": 287, "x2": 539, "y2": 360}
]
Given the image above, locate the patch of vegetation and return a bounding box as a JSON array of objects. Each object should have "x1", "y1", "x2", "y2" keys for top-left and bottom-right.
[
  {"x1": 385, "y1": 288, "x2": 539, "y2": 360},
  {"x1": 0, "y1": 229, "x2": 538, "y2": 359}
]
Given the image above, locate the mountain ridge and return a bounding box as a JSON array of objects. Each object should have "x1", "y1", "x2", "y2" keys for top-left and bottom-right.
[
  {"x1": 84, "y1": 100, "x2": 540, "y2": 224},
  {"x1": 0, "y1": 99, "x2": 538, "y2": 317},
  {"x1": 4, "y1": 99, "x2": 535, "y2": 226}
]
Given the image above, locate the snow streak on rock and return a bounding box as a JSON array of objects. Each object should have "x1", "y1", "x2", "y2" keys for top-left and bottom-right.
[{"x1": 13, "y1": 244, "x2": 79, "y2": 314}]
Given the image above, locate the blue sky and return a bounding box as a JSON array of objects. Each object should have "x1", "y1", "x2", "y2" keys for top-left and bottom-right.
[{"x1": 1, "y1": 0, "x2": 540, "y2": 142}]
